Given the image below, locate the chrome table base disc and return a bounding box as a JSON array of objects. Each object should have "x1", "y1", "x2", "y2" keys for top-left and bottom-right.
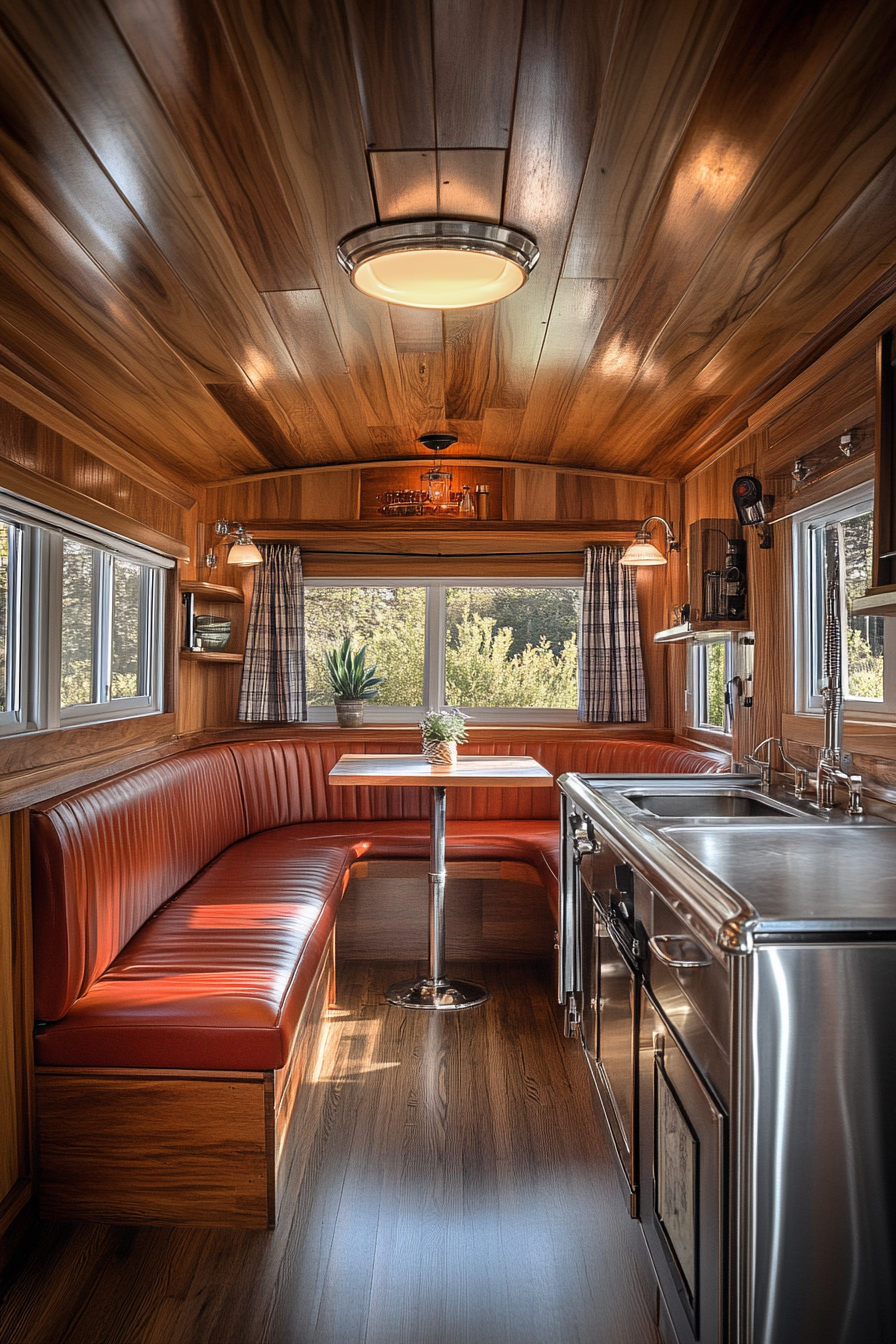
[{"x1": 386, "y1": 978, "x2": 489, "y2": 1011}]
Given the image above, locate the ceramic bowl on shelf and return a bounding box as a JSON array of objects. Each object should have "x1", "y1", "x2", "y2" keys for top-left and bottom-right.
[{"x1": 194, "y1": 616, "x2": 232, "y2": 651}]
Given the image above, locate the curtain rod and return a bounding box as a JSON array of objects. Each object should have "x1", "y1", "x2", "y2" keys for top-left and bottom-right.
[{"x1": 297, "y1": 548, "x2": 599, "y2": 558}]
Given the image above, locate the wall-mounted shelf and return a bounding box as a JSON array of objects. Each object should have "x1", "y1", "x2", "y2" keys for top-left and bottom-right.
[
  {"x1": 180, "y1": 581, "x2": 244, "y2": 602},
  {"x1": 179, "y1": 650, "x2": 244, "y2": 664},
  {"x1": 853, "y1": 586, "x2": 896, "y2": 618}
]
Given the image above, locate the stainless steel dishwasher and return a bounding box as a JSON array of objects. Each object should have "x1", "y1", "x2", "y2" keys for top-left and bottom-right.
[{"x1": 560, "y1": 772, "x2": 896, "y2": 1344}]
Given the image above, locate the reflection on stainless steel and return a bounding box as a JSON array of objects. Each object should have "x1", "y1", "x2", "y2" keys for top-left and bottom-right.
[
  {"x1": 747, "y1": 946, "x2": 896, "y2": 1342},
  {"x1": 558, "y1": 771, "x2": 896, "y2": 1344},
  {"x1": 625, "y1": 790, "x2": 800, "y2": 818}
]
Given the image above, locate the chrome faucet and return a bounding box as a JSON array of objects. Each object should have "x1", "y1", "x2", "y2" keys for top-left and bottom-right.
[{"x1": 743, "y1": 736, "x2": 778, "y2": 792}]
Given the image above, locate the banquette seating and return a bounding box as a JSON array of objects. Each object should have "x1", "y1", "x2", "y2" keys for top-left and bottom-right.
[{"x1": 29, "y1": 735, "x2": 728, "y2": 1228}]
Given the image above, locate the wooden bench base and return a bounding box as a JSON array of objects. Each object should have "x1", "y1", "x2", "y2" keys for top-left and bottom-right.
[{"x1": 34, "y1": 933, "x2": 334, "y2": 1228}]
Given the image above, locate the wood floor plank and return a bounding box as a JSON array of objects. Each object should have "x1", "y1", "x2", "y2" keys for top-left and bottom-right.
[{"x1": 0, "y1": 962, "x2": 661, "y2": 1344}]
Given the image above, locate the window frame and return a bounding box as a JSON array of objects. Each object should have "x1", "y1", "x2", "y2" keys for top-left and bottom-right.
[
  {"x1": 0, "y1": 516, "x2": 25, "y2": 729},
  {"x1": 303, "y1": 575, "x2": 583, "y2": 724},
  {"x1": 793, "y1": 482, "x2": 896, "y2": 720},
  {"x1": 690, "y1": 633, "x2": 734, "y2": 735},
  {"x1": 0, "y1": 491, "x2": 170, "y2": 738}
]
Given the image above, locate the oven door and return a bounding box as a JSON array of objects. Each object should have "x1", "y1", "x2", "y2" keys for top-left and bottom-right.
[
  {"x1": 640, "y1": 988, "x2": 726, "y2": 1344},
  {"x1": 581, "y1": 892, "x2": 639, "y2": 1216}
]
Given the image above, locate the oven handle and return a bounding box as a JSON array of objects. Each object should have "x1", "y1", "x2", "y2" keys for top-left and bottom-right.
[{"x1": 648, "y1": 934, "x2": 713, "y2": 969}]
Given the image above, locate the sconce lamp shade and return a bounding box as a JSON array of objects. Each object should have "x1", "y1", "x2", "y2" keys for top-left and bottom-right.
[
  {"x1": 337, "y1": 221, "x2": 539, "y2": 309},
  {"x1": 620, "y1": 516, "x2": 679, "y2": 567},
  {"x1": 620, "y1": 539, "x2": 668, "y2": 566},
  {"x1": 227, "y1": 540, "x2": 263, "y2": 567}
]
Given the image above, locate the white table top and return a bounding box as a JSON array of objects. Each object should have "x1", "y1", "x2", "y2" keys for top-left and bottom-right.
[{"x1": 328, "y1": 753, "x2": 554, "y2": 788}]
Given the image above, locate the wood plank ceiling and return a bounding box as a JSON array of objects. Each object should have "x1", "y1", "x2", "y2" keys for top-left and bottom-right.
[{"x1": 0, "y1": 0, "x2": 894, "y2": 488}]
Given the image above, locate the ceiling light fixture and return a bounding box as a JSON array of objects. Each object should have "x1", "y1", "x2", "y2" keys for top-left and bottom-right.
[
  {"x1": 336, "y1": 220, "x2": 539, "y2": 309},
  {"x1": 620, "y1": 516, "x2": 680, "y2": 567}
]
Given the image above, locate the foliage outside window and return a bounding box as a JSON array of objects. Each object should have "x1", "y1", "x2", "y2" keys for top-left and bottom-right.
[
  {"x1": 0, "y1": 494, "x2": 168, "y2": 737},
  {"x1": 796, "y1": 486, "x2": 894, "y2": 716},
  {"x1": 693, "y1": 636, "x2": 733, "y2": 734},
  {"x1": 303, "y1": 581, "x2": 581, "y2": 721}
]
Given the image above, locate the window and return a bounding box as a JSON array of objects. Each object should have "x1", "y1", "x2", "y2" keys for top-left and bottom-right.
[
  {"x1": 304, "y1": 579, "x2": 582, "y2": 722},
  {"x1": 0, "y1": 519, "x2": 23, "y2": 729},
  {"x1": 795, "y1": 483, "x2": 896, "y2": 716},
  {"x1": 0, "y1": 492, "x2": 169, "y2": 737},
  {"x1": 691, "y1": 635, "x2": 734, "y2": 734}
]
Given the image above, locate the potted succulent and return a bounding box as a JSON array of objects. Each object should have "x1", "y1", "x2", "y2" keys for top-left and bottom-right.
[
  {"x1": 420, "y1": 707, "x2": 468, "y2": 766},
  {"x1": 324, "y1": 637, "x2": 384, "y2": 727}
]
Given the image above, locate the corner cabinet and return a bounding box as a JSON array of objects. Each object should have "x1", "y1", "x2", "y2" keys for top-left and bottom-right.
[{"x1": 177, "y1": 581, "x2": 246, "y2": 733}]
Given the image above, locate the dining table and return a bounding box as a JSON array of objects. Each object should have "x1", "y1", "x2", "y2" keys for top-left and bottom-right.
[{"x1": 328, "y1": 753, "x2": 554, "y2": 1010}]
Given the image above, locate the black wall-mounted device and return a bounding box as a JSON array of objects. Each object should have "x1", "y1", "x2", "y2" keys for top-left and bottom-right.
[{"x1": 732, "y1": 476, "x2": 773, "y2": 548}]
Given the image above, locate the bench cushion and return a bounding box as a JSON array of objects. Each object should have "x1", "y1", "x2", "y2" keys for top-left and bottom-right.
[
  {"x1": 34, "y1": 832, "x2": 350, "y2": 1071},
  {"x1": 32, "y1": 819, "x2": 562, "y2": 1070}
]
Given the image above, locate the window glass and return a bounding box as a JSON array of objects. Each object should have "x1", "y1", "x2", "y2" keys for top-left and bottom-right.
[
  {"x1": 701, "y1": 640, "x2": 729, "y2": 729},
  {"x1": 445, "y1": 585, "x2": 580, "y2": 709},
  {"x1": 61, "y1": 539, "x2": 97, "y2": 707},
  {"x1": 110, "y1": 557, "x2": 144, "y2": 699},
  {"x1": 0, "y1": 523, "x2": 9, "y2": 712},
  {"x1": 304, "y1": 586, "x2": 426, "y2": 707},
  {"x1": 795, "y1": 484, "x2": 894, "y2": 717},
  {"x1": 841, "y1": 510, "x2": 884, "y2": 700}
]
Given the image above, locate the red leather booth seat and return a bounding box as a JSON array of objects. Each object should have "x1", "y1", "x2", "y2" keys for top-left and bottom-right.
[{"x1": 31, "y1": 736, "x2": 727, "y2": 1074}]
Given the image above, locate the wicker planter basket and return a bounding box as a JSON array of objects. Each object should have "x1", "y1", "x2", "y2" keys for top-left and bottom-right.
[{"x1": 422, "y1": 739, "x2": 457, "y2": 766}]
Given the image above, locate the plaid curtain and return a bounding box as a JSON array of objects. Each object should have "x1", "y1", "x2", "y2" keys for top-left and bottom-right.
[
  {"x1": 578, "y1": 544, "x2": 647, "y2": 722},
  {"x1": 237, "y1": 543, "x2": 307, "y2": 722}
]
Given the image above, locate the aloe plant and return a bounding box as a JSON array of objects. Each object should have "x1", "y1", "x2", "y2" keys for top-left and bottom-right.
[{"x1": 324, "y1": 637, "x2": 384, "y2": 701}]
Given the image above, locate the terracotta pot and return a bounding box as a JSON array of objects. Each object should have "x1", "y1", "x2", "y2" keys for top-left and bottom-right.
[
  {"x1": 422, "y1": 739, "x2": 457, "y2": 766},
  {"x1": 335, "y1": 698, "x2": 366, "y2": 728}
]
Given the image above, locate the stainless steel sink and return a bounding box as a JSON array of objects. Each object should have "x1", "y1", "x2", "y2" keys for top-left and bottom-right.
[{"x1": 623, "y1": 790, "x2": 802, "y2": 819}]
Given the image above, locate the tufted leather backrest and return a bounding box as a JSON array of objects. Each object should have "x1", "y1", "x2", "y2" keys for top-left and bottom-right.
[
  {"x1": 30, "y1": 747, "x2": 246, "y2": 1021},
  {"x1": 228, "y1": 736, "x2": 729, "y2": 829},
  {"x1": 31, "y1": 734, "x2": 727, "y2": 1022}
]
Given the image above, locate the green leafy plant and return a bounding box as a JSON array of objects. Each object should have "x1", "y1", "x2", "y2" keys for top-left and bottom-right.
[
  {"x1": 324, "y1": 637, "x2": 384, "y2": 701},
  {"x1": 420, "y1": 708, "x2": 468, "y2": 744}
]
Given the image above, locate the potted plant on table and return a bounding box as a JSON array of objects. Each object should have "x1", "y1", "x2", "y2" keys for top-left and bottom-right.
[
  {"x1": 420, "y1": 708, "x2": 468, "y2": 766},
  {"x1": 325, "y1": 637, "x2": 384, "y2": 727}
]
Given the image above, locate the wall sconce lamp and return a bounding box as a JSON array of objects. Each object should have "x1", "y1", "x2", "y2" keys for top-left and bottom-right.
[
  {"x1": 620, "y1": 516, "x2": 680, "y2": 567},
  {"x1": 205, "y1": 519, "x2": 263, "y2": 569}
]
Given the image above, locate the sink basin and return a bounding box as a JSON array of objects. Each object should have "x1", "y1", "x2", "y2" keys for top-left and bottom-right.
[{"x1": 624, "y1": 791, "x2": 800, "y2": 819}]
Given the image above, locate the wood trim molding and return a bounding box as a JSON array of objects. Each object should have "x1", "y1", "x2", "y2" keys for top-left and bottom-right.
[
  {"x1": 1, "y1": 459, "x2": 189, "y2": 558},
  {"x1": 0, "y1": 366, "x2": 196, "y2": 511},
  {"x1": 208, "y1": 459, "x2": 670, "y2": 488}
]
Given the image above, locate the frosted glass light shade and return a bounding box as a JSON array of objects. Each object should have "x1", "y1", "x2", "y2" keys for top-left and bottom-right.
[
  {"x1": 337, "y1": 221, "x2": 539, "y2": 310},
  {"x1": 620, "y1": 539, "x2": 668, "y2": 566},
  {"x1": 227, "y1": 540, "x2": 263, "y2": 566}
]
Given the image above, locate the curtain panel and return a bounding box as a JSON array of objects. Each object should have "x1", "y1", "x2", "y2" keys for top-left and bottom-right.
[
  {"x1": 238, "y1": 543, "x2": 307, "y2": 723},
  {"x1": 578, "y1": 544, "x2": 647, "y2": 722}
]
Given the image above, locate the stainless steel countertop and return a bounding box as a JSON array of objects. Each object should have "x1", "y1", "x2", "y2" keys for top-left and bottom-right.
[{"x1": 559, "y1": 772, "x2": 896, "y2": 954}]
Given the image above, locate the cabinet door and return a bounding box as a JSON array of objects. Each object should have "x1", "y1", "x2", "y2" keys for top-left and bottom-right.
[{"x1": 640, "y1": 990, "x2": 726, "y2": 1344}]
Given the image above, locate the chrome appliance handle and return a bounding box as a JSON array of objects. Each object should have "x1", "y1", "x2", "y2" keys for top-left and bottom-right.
[{"x1": 648, "y1": 934, "x2": 712, "y2": 969}]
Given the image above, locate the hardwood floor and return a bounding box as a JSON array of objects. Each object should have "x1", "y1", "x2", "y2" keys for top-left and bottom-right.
[{"x1": 0, "y1": 961, "x2": 662, "y2": 1344}]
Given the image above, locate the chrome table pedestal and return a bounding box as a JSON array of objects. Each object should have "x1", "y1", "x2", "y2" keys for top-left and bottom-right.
[
  {"x1": 386, "y1": 786, "x2": 487, "y2": 1010},
  {"x1": 327, "y1": 753, "x2": 554, "y2": 1012}
]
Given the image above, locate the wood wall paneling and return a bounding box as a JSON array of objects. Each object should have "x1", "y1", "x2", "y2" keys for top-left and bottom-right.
[
  {"x1": 370, "y1": 150, "x2": 438, "y2": 219},
  {"x1": 107, "y1": 0, "x2": 318, "y2": 292},
  {"x1": 489, "y1": 0, "x2": 605, "y2": 418},
  {"x1": 343, "y1": 0, "x2": 435, "y2": 151},
  {"x1": 873, "y1": 329, "x2": 896, "y2": 588},
  {"x1": 431, "y1": 0, "x2": 524, "y2": 149},
  {"x1": 553, "y1": 0, "x2": 888, "y2": 471},
  {"x1": 437, "y1": 150, "x2": 505, "y2": 221}
]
